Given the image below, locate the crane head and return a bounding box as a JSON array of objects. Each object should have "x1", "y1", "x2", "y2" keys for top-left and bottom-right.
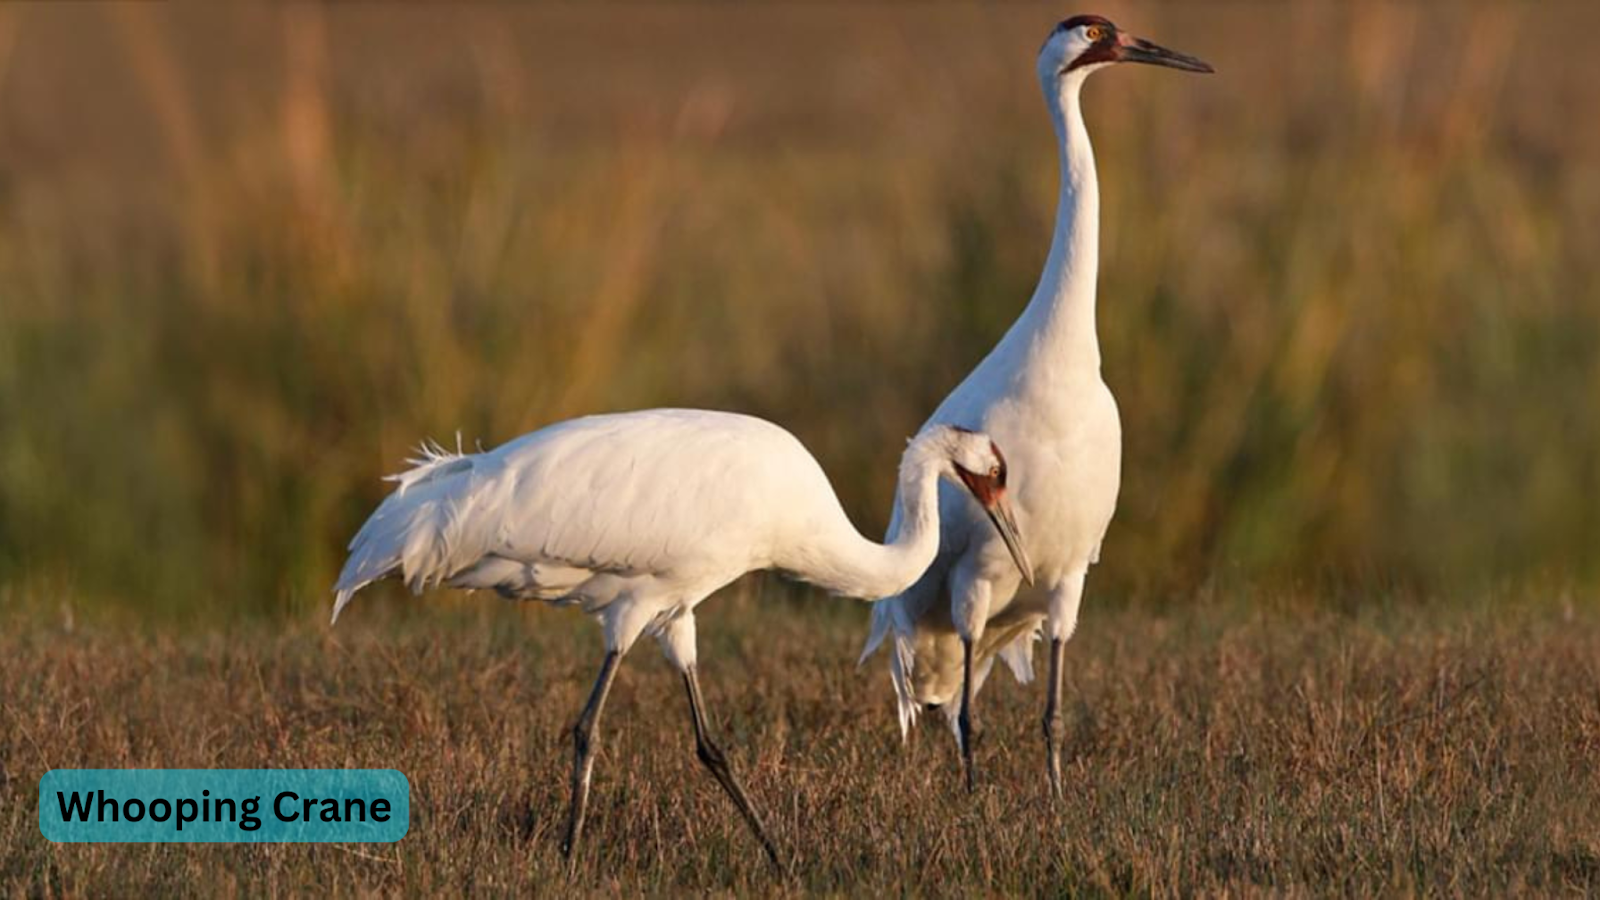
[
  {"x1": 942, "y1": 427, "x2": 1036, "y2": 587},
  {"x1": 1039, "y1": 14, "x2": 1214, "y2": 81}
]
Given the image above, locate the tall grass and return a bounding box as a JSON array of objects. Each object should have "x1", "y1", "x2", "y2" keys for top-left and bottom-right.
[{"x1": 0, "y1": 3, "x2": 1596, "y2": 620}]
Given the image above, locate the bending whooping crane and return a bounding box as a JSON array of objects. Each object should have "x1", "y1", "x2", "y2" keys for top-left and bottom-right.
[
  {"x1": 331, "y1": 409, "x2": 1031, "y2": 870},
  {"x1": 862, "y1": 15, "x2": 1212, "y2": 795}
]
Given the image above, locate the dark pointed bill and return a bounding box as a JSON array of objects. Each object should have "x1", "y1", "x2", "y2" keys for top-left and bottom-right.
[
  {"x1": 983, "y1": 496, "x2": 1035, "y2": 587},
  {"x1": 1119, "y1": 36, "x2": 1214, "y2": 74}
]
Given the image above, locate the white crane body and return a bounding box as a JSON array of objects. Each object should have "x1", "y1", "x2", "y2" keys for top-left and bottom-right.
[
  {"x1": 340, "y1": 411, "x2": 874, "y2": 659},
  {"x1": 332, "y1": 407, "x2": 1029, "y2": 866},
  {"x1": 862, "y1": 16, "x2": 1211, "y2": 794},
  {"x1": 866, "y1": 36, "x2": 1119, "y2": 729}
]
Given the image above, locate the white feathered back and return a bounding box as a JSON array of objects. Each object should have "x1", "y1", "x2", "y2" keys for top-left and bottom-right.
[{"x1": 330, "y1": 410, "x2": 852, "y2": 624}]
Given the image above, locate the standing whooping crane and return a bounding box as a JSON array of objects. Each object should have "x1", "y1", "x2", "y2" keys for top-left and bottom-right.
[
  {"x1": 861, "y1": 15, "x2": 1212, "y2": 795},
  {"x1": 331, "y1": 409, "x2": 1031, "y2": 871}
]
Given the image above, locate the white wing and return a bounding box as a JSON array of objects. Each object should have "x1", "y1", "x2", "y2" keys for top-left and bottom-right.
[{"x1": 332, "y1": 409, "x2": 831, "y2": 622}]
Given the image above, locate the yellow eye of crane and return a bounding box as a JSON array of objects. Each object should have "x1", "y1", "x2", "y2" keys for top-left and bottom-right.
[
  {"x1": 989, "y1": 466, "x2": 1000, "y2": 478},
  {"x1": 1085, "y1": 26, "x2": 1104, "y2": 41}
]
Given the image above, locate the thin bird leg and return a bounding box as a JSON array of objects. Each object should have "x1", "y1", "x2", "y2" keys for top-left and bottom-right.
[
  {"x1": 1042, "y1": 636, "x2": 1067, "y2": 800},
  {"x1": 561, "y1": 650, "x2": 622, "y2": 865},
  {"x1": 682, "y1": 665, "x2": 785, "y2": 875},
  {"x1": 959, "y1": 637, "x2": 980, "y2": 793}
]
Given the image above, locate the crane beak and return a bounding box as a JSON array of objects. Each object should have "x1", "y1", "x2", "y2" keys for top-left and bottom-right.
[
  {"x1": 983, "y1": 495, "x2": 1035, "y2": 587},
  {"x1": 1117, "y1": 35, "x2": 1214, "y2": 74},
  {"x1": 955, "y1": 463, "x2": 1035, "y2": 586}
]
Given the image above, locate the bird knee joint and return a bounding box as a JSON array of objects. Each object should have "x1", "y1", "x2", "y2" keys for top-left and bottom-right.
[
  {"x1": 696, "y1": 741, "x2": 725, "y2": 769},
  {"x1": 1043, "y1": 712, "x2": 1066, "y2": 744}
]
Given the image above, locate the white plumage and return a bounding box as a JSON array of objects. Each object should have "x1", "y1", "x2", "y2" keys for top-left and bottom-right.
[
  {"x1": 861, "y1": 16, "x2": 1212, "y2": 795},
  {"x1": 332, "y1": 408, "x2": 1029, "y2": 868}
]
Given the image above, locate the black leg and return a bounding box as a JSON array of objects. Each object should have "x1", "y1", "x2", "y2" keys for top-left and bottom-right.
[
  {"x1": 561, "y1": 650, "x2": 622, "y2": 866},
  {"x1": 959, "y1": 637, "x2": 980, "y2": 793},
  {"x1": 683, "y1": 665, "x2": 785, "y2": 875},
  {"x1": 1042, "y1": 637, "x2": 1067, "y2": 800}
]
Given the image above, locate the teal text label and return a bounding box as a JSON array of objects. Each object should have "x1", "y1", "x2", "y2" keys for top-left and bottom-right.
[{"x1": 40, "y1": 769, "x2": 410, "y2": 843}]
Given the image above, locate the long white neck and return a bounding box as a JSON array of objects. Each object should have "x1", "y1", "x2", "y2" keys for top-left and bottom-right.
[
  {"x1": 788, "y1": 439, "x2": 950, "y2": 600},
  {"x1": 1007, "y1": 70, "x2": 1102, "y2": 382}
]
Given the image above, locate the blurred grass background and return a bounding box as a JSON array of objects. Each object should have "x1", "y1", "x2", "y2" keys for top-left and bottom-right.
[{"x1": 0, "y1": 2, "x2": 1596, "y2": 622}]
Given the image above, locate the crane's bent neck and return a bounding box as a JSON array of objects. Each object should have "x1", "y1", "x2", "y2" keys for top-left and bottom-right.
[
  {"x1": 1012, "y1": 72, "x2": 1102, "y2": 379},
  {"x1": 795, "y1": 442, "x2": 948, "y2": 601}
]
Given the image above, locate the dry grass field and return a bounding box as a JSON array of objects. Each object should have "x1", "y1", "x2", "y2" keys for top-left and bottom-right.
[{"x1": 4, "y1": 591, "x2": 1598, "y2": 896}]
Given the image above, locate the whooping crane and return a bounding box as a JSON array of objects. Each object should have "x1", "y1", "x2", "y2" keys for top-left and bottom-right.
[
  {"x1": 861, "y1": 15, "x2": 1213, "y2": 795},
  {"x1": 331, "y1": 409, "x2": 1031, "y2": 870}
]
